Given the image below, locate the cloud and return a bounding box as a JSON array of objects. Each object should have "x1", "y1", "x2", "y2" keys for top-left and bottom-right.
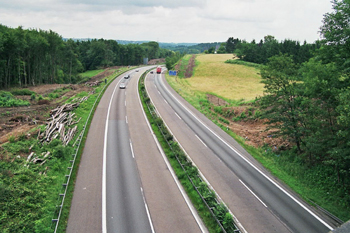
[
  {"x1": 0, "y1": 0, "x2": 333, "y2": 43},
  {"x1": 62, "y1": 0, "x2": 207, "y2": 10}
]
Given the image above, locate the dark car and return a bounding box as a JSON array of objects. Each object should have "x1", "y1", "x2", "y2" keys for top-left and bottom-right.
[{"x1": 124, "y1": 75, "x2": 130, "y2": 79}]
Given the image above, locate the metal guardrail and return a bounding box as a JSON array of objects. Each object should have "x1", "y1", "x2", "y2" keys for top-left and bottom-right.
[{"x1": 140, "y1": 70, "x2": 241, "y2": 233}]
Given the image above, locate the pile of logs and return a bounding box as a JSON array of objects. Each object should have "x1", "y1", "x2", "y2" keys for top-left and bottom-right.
[{"x1": 38, "y1": 96, "x2": 88, "y2": 145}]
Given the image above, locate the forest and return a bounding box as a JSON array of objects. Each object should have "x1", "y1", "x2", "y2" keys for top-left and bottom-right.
[
  {"x1": 0, "y1": 25, "x2": 172, "y2": 89},
  {"x1": 233, "y1": 0, "x2": 350, "y2": 211}
]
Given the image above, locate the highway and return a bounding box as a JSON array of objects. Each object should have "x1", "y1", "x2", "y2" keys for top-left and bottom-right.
[
  {"x1": 67, "y1": 67, "x2": 204, "y2": 233},
  {"x1": 145, "y1": 70, "x2": 334, "y2": 233}
]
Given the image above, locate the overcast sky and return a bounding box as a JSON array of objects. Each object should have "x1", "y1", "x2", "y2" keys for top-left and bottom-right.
[{"x1": 0, "y1": 0, "x2": 334, "y2": 43}]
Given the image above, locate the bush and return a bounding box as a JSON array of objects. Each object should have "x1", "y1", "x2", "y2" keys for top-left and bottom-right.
[
  {"x1": 214, "y1": 106, "x2": 223, "y2": 115},
  {"x1": 11, "y1": 89, "x2": 36, "y2": 96},
  {"x1": 0, "y1": 91, "x2": 30, "y2": 107}
]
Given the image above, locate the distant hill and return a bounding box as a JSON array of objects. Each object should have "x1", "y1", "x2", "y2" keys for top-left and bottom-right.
[{"x1": 63, "y1": 38, "x2": 223, "y2": 54}]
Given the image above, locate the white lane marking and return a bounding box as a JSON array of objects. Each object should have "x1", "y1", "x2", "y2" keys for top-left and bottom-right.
[
  {"x1": 126, "y1": 116, "x2": 128, "y2": 124},
  {"x1": 138, "y1": 75, "x2": 206, "y2": 233},
  {"x1": 164, "y1": 99, "x2": 168, "y2": 105},
  {"x1": 175, "y1": 112, "x2": 182, "y2": 120},
  {"x1": 195, "y1": 134, "x2": 207, "y2": 148},
  {"x1": 125, "y1": 100, "x2": 127, "y2": 107},
  {"x1": 157, "y1": 75, "x2": 334, "y2": 231},
  {"x1": 158, "y1": 90, "x2": 161, "y2": 95},
  {"x1": 239, "y1": 179, "x2": 267, "y2": 208},
  {"x1": 140, "y1": 187, "x2": 155, "y2": 233},
  {"x1": 130, "y1": 139, "x2": 135, "y2": 159},
  {"x1": 103, "y1": 79, "x2": 122, "y2": 233}
]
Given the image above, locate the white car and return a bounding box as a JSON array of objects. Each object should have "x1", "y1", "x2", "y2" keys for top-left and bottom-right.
[{"x1": 119, "y1": 83, "x2": 126, "y2": 89}]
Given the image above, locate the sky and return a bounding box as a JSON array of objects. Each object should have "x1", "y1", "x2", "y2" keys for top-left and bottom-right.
[{"x1": 0, "y1": 0, "x2": 334, "y2": 43}]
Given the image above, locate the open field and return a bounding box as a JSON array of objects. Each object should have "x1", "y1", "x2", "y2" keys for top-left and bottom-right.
[{"x1": 187, "y1": 54, "x2": 264, "y2": 101}]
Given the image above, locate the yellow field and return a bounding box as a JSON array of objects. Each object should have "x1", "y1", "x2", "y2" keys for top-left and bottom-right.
[{"x1": 187, "y1": 54, "x2": 264, "y2": 101}]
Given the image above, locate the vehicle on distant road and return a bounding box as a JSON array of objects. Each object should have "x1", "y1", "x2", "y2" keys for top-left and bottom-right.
[
  {"x1": 150, "y1": 71, "x2": 154, "y2": 74},
  {"x1": 135, "y1": 69, "x2": 139, "y2": 72},
  {"x1": 156, "y1": 67, "x2": 161, "y2": 74},
  {"x1": 124, "y1": 75, "x2": 130, "y2": 79}
]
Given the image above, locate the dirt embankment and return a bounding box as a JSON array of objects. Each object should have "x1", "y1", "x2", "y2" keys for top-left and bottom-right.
[{"x1": 206, "y1": 94, "x2": 289, "y2": 150}]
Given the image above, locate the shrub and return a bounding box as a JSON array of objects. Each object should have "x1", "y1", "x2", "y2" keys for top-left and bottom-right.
[
  {"x1": 214, "y1": 106, "x2": 223, "y2": 115},
  {"x1": 0, "y1": 91, "x2": 30, "y2": 107},
  {"x1": 11, "y1": 89, "x2": 36, "y2": 96}
]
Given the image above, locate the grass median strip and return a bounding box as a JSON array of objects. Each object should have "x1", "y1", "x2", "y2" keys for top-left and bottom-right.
[{"x1": 139, "y1": 70, "x2": 240, "y2": 233}]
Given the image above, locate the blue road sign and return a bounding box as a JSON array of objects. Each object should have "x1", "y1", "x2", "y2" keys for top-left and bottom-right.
[{"x1": 169, "y1": 70, "x2": 177, "y2": 76}]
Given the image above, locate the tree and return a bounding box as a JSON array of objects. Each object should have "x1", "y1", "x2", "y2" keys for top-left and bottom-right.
[
  {"x1": 320, "y1": 0, "x2": 350, "y2": 74},
  {"x1": 260, "y1": 54, "x2": 305, "y2": 153}
]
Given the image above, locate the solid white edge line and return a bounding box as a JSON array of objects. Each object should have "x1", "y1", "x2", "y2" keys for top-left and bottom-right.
[
  {"x1": 158, "y1": 75, "x2": 334, "y2": 231},
  {"x1": 125, "y1": 115, "x2": 128, "y2": 124},
  {"x1": 141, "y1": 72, "x2": 206, "y2": 233},
  {"x1": 103, "y1": 78, "x2": 122, "y2": 233},
  {"x1": 195, "y1": 134, "x2": 207, "y2": 148},
  {"x1": 239, "y1": 179, "x2": 267, "y2": 208}
]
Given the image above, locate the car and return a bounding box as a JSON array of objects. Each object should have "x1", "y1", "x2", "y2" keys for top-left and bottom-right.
[
  {"x1": 150, "y1": 71, "x2": 154, "y2": 74},
  {"x1": 135, "y1": 69, "x2": 139, "y2": 72},
  {"x1": 124, "y1": 75, "x2": 130, "y2": 79},
  {"x1": 119, "y1": 83, "x2": 126, "y2": 89}
]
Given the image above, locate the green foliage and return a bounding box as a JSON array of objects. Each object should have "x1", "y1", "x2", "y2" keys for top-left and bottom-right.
[
  {"x1": 234, "y1": 35, "x2": 319, "y2": 65},
  {"x1": 225, "y1": 59, "x2": 262, "y2": 68},
  {"x1": 11, "y1": 89, "x2": 36, "y2": 96},
  {"x1": 165, "y1": 52, "x2": 184, "y2": 71},
  {"x1": 0, "y1": 91, "x2": 30, "y2": 107}
]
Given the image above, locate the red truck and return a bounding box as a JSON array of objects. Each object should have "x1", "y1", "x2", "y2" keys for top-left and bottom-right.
[{"x1": 156, "y1": 67, "x2": 161, "y2": 74}]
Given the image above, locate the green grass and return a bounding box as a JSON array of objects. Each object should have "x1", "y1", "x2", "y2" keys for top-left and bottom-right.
[{"x1": 79, "y1": 69, "x2": 105, "y2": 78}]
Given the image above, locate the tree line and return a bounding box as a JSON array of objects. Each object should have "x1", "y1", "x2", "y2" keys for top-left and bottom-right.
[
  {"x1": 258, "y1": 0, "x2": 350, "y2": 196},
  {"x1": 0, "y1": 25, "x2": 172, "y2": 89}
]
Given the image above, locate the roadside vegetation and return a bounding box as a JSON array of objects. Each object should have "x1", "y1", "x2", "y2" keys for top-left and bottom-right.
[{"x1": 166, "y1": 0, "x2": 350, "y2": 222}]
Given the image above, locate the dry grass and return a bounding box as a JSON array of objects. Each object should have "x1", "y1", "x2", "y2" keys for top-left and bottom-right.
[{"x1": 187, "y1": 54, "x2": 264, "y2": 101}]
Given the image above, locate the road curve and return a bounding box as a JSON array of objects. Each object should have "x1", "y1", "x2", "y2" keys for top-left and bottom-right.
[
  {"x1": 145, "y1": 71, "x2": 334, "y2": 233},
  {"x1": 67, "y1": 67, "x2": 204, "y2": 233}
]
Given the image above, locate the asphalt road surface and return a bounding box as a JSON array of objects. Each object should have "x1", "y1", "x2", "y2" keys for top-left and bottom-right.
[
  {"x1": 67, "y1": 67, "x2": 204, "y2": 233},
  {"x1": 145, "y1": 70, "x2": 335, "y2": 233}
]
